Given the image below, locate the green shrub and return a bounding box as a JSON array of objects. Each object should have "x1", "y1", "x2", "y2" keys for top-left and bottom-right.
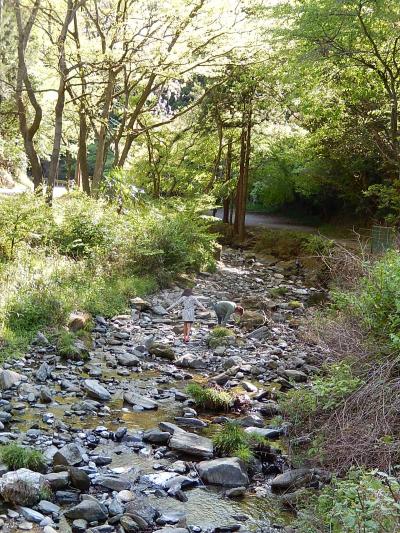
[
  {"x1": 269, "y1": 286, "x2": 288, "y2": 298},
  {"x1": 280, "y1": 362, "x2": 363, "y2": 425},
  {"x1": 254, "y1": 229, "x2": 309, "y2": 259},
  {"x1": 0, "y1": 194, "x2": 52, "y2": 259},
  {"x1": 0, "y1": 444, "x2": 45, "y2": 472},
  {"x1": 303, "y1": 234, "x2": 335, "y2": 255},
  {"x1": 208, "y1": 326, "x2": 235, "y2": 348},
  {"x1": 186, "y1": 382, "x2": 233, "y2": 411},
  {"x1": 294, "y1": 469, "x2": 400, "y2": 533},
  {"x1": 212, "y1": 422, "x2": 268, "y2": 464}
]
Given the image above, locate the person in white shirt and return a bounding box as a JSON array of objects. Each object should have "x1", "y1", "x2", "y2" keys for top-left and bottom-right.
[{"x1": 167, "y1": 288, "x2": 207, "y2": 343}]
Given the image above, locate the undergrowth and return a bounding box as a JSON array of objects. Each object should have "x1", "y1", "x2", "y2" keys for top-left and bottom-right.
[
  {"x1": 207, "y1": 326, "x2": 235, "y2": 348},
  {"x1": 0, "y1": 193, "x2": 216, "y2": 358},
  {"x1": 212, "y1": 421, "x2": 268, "y2": 464},
  {"x1": 0, "y1": 444, "x2": 46, "y2": 472},
  {"x1": 186, "y1": 382, "x2": 233, "y2": 411}
]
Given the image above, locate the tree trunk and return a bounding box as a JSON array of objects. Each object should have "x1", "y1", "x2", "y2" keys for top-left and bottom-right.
[
  {"x1": 390, "y1": 91, "x2": 399, "y2": 179},
  {"x1": 223, "y1": 138, "x2": 232, "y2": 223},
  {"x1": 234, "y1": 104, "x2": 252, "y2": 241},
  {"x1": 15, "y1": 0, "x2": 43, "y2": 191},
  {"x1": 78, "y1": 108, "x2": 91, "y2": 194},
  {"x1": 92, "y1": 68, "x2": 117, "y2": 196}
]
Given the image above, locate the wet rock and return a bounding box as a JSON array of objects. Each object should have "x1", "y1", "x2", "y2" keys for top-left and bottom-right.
[
  {"x1": 197, "y1": 458, "x2": 249, "y2": 487},
  {"x1": 53, "y1": 443, "x2": 85, "y2": 467},
  {"x1": 94, "y1": 475, "x2": 131, "y2": 491},
  {"x1": 0, "y1": 369, "x2": 24, "y2": 390},
  {"x1": 149, "y1": 343, "x2": 175, "y2": 361},
  {"x1": 123, "y1": 392, "x2": 158, "y2": 410},
  {"x1": 169, "y1": 431, "x2": 213, "y2": 459},
  {"x1": 124, "y1": 495, "x2": 157, "y2": 525},
  {"x1": 239, "y1": 414, "x2": 264, "y2": 428},
  {"x1": 0, "y1": 468, "x2": 45, "y2": 506},
  {"x1": 143, "y1": 429, "x2": 170, "y2": 444},
  {"x1": 224, "y1": 486, "x2": 246, "y2": 498},
  {"x1": 64, "y1": 499, "x2": 108, "y2": 522},
  {"x1": 55, "y1": 490, "x2": 80, "y2": 504},
  {"x1": 83, "y1": 379, "x2": 111, "y2": 401},
  {"x1": 159, "y1": 422, "x2": 185, "y2": 434},
  {"x1": 174, "y1": 417, "x2": 207, "y2": 429},
  {"x1": 175, "y1": 354, "x2": 206, "y2": 369},
  {"x1": 69, "y1": 467, "x2": 91, "y2": 491},
  {"x1": 157, "y1": 510, "x2": 187, "y2": 526}
]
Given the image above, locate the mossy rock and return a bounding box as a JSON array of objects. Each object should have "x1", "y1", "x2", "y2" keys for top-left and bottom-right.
[
  {"x1": 240, "y1": 311, "x2": 265, "y2": 332},
  {"x1": 149, "y1": 343, "x2": 175, "y2": 361}
]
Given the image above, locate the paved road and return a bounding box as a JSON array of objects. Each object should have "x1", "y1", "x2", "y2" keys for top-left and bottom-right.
[{"x1": 213, "y1": 209, "x2": 317, "y2": 233}]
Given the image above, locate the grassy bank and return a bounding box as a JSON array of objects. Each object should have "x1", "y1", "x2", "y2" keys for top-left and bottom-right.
[
  {"x1": 0, "y1": 193, "x2": 216, "y2": 359},
  {"x1": 275, "y1": 239, "x2": 400, "y2": 532}
]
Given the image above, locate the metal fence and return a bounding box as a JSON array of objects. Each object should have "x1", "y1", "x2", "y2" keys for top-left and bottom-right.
[{"x1": 370, "y1": 225, "x2": 397, "y2": 254}]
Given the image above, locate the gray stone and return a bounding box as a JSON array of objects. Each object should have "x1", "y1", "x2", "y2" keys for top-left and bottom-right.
[
  {"x1": 175, "y1": 354, "x2": 206, "y2": 369},
  {"x1": 239, "y1": 414, "x2": 264, "y2": 428},
  {"x1": 38, "y1": 500, "x2": 61, "y2": 515},
  {"x1": 169, "y1": 431, "x2": 213, "y2": 459},
  {"x1": 18, "y1": 506, "x2": 45, "y2": 523},
  {"x1": 36, "y1": 362, "x2": 52, "y2": 382},
  {"x1": 174, "y1": 417, "x2": 207, "y2": 428},
  {"x1": 246, "y1": 326, "x2": 269, "y2": 340},
  {"x1": 40, "y1": 387, "x2": 53, "y2": 403},
  {"x1": 283, "y1": 369, "x2": 308, "y2": 382},
  {"x1": 69, "y1": 467, "x2": 91, "y2": 491},
  {"x1": 0, "y1": 468, "x2": 45, "y2": 506},
  {"x1": 72, "y1": 518, "x2": 88, "y2": 532},
  {"x1": 83, "y1": 379, "x2": 111, "y2": 401},
  {"x1": 148, "y1": 343, "x2": 175, "y2": 361},
  {"x1": 117, "y1": 353, "x2": 140, "y2": 367},
  {"x1": 244, "y1": 426, "x2": 283, "y2": 439},
  {"x1": 0, "y1": 369, "x2": 24, "y2": 390},
  {"x1": 94, "y1": 475, "x2": 131, "y2": 491},
  {"x1": 143, "y1": 429, "x2": 170, "y2": 444},
  {"x1": 53, "y1": 443, "x2": 85, "y2": 466},
  {"x1": 108, "y1": 497, "x2": 124, "y2": 516},
  {"x1": 120, "y1": 515, "x2": 139, "y2": 532},
  {"x1": 64, "y1": 499, "x2": 107, "y2": 522},
  {"x1": 271, "y1": 468, "x2": 331, "y2": 492},
  {"x1": 197, "y1": 457, "x2": 249, "y2": 487},
  {"x1": 44, "y1": 471, "x2": 69, "y2": 490},
  {"x1": 123, "y1": 392, "x2": 158, "y2": 410}
]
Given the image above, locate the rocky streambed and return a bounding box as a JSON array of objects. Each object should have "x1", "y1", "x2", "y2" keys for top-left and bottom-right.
[{"x1": 0, "y1": 247, "x2": 329, "y2": 533}]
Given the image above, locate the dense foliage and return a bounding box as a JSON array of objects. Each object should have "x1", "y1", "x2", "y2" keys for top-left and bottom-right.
[{"x1": 0, "y1": 193, "x2": 216, "y2": 358}]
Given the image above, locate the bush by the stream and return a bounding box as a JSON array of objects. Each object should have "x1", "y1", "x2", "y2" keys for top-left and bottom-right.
[
  {"x1": 294, "y1": 469, "x2": 400, "y2": 533},
  {"x1": 186, "y1": 383, "x2": 233, "y2": 411},
  {"x1": 212, "y1": 421, "x2": 267, "y2": 464},
  {"x1": 0, "y1": 193, "x2": 216, "y2": 358},
  {"x1": 254, "y1": 229, "x2": 334, "y2": 259},
  {"x1": 207, "y1": 326, "x2": 235, "y2": 348},
  {"x1": 0, "y1": 444, "x2": 45, "y2": 472}
]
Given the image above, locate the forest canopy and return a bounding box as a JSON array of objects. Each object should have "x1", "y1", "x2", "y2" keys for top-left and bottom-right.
[{"x1": 1, "y1": 0, "x2": 400, "y2": 229}]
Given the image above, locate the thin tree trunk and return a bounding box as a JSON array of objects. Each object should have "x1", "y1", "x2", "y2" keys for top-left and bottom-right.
[
  {"x1": 92, "y1": 68, "x2": 117, "y2": 196},
  {"x1": 223, "y1": 138, "x2": 232, "y2": 223},
  {"x1": 78, "y1": 108, "x2": 91, "y2": 194},
  {"x1": 15, "y1": 0, "x2": 43, "y2": 190},
  {"x1": 234, "y1": 103, "x2": 252, "y2": 241}
]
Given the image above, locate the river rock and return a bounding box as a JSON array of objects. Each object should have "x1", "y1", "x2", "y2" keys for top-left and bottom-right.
[
  {"x1": 175, "y1": 354, "x2": 206, "y2": 369},
  {"x1": 53, "y1": 443, "x2": 85, "y2": 467},
  {"x1": 69, "y1": 467, "x2": 91, "y2": 491},
  {"x1": 143, "y1": 429, "x2": 170, "y2": 444},
  {"x1": 64, "y1": 499, "x2": 107, "y2": 522},
  {"x1": 149, "y1": 343, "x2": 175, "y2": 361},
  {"x1": 38, "y1": 500, "x2": 61, "y2": 515},
  {"x1": 283, "y1": 369, "x2": 308, "y2": 382},
  {"x1": 83, "y1": 379, "x2": 111, "y2": 401},
  {"x1": 169, "y1": 431, "x2": 213, "y2": 458},
  {"x1": 18, "y1": 506, "x2": 45, "y2": 523},
  {"x1": 246, "y1": 326, "x2": 269, "y2": 340},
  {"x1": 174, "y1": 417, "x2": 207, "y2": 428},
  {"x1": 271, "y1": 468, "x2": 331, "y2": 492},
  {"x1": 40, "y1": 386, "x2": 53, "y2": 403},
  {"x1": 123, "y1": 391, "x2": 158, "y2": 410},
  {"x1": 94, "y1": 475, "x2": 131, "y2": 491},
  {"x1": 44, "y1": 472, "x2": 70, "y2": 490},
  {"x1": 0, "y1": 369, "x2": 24, "y2": 390},
  {"x1": 117, "y1": 352, "x2": 140, "y2": 367},
  {"x1": 0, "y1": 469, "x2": 45, "y2": 506},
  {"x1": 244, "y1": 426, "x2": 283, "y2": 439},
  {"x1": 197, "y1": 458, "x2": 249, "y2": 486}
]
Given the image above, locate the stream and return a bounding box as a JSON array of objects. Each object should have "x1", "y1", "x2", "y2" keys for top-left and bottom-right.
[{"x1": 0, "y1": 246, "x2": 327, "y2": 533}]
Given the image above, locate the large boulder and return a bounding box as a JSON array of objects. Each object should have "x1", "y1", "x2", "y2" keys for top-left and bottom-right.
[
  {"x1": 63, "y1": 499, "x2": 107, "y2": 522},
  {"x1": 169, "y1": 431, "x2": 213, "y2": 459},
  {"x1": 0, "y1": 369, "x2": 24, "y2": 390},
  {"x1": 240, "y1": 311, "x2": 265, "y2": 332},
  {"x1": 148, "y1": 343, "x2": 175, "y2": 361},
  {"x1": 53, "y1": 443, "x2": 85, "y2": 467},
  {"x1": 197, "y1": 457, "x2": 249, "y2": 487},
  {"x1": 93, "y1": 475, "x2": 131, "y2": 492},
  {"x1": 83, "y1": 379, "x2": 111, "y2": 401},
  {"x1": 123, "y1": 392, "x2": 158, "y2": 410},
  {"x1": 0, "y1": 469, "x2": 46, "y2": 506}
]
